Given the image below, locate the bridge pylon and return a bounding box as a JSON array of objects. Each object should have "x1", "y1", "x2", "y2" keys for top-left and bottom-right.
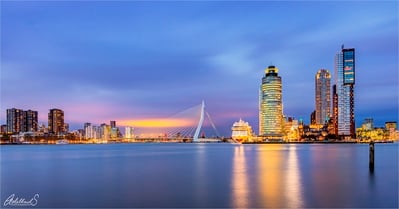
[{"x1": 193, "y1": 100, "x2": 205, "y2": 142}]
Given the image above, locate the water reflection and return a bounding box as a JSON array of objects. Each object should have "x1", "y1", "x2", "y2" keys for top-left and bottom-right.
[
  {"x1": 255, "y1": 145, "x2": 303, "y2": 208},
  {"x1": 257, "y1": 145, "x2": 283, "y2": 208},
  {"x1": 285, "y1": 145, "x2": 303, "y2": 208},
  {"x1": 2, "y1": 144, "x2": 396, "y2": 208},
  {"x1": 194, "y1": 144, "x2": 207, "y2": 205},
  {"x1": 231, "y1": 145, "x2": 249, "y2": 208}
]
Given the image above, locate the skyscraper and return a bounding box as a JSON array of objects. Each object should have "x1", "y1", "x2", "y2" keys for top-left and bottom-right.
[
  {"x1": 6, "y1": 108, "x2": 23, "y2": 133},
  {"x1": 259, "y1": 65, "x2": 283, "y2": 139},
  {"x1": 110, "y1": 121, "x2": 116, "y2": 128},
  {"x1": 6, "y1": 108, "x2": 38, "y2": 133},
  {"x1": 331, "y1": 84, "x2": 338, "y2": 135},
  {"x1": 315, "y1": 69, "x2": 331, "y2": 125},
  {"x1": 23, "y1": 110, "x2": 38, "y2": 132},
  {"x1": 48, "y1": 108, "x2": 65, "y2": 135},
  {"x1": 125, "y1": 127, "x2": 135, "y2": 139},
  {"x1": 335, "y1": 46, "x2": 355, "y2": 138}
]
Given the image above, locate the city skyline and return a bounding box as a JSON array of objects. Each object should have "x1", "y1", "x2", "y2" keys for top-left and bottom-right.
[{"x1": 1, "y1": 1, "x2": 398, "y2": 136}]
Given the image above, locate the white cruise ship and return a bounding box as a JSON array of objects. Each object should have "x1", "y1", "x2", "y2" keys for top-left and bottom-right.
[{"x1": 231, "y1": 118, "x2": 254, "y2": 143}]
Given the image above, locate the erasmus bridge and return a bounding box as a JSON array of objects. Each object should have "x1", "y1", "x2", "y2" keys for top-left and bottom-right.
[{"x1": 133, "y1": 101, "x2": 221, "y2": 142}]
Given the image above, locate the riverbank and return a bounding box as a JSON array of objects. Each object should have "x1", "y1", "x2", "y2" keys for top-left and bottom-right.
[
  {"x1": 242, "y1": 140, "x2": 395, "y2": 144},
  {"x1": 0, "y1": 140, "x2": 395, "y2": 145}
]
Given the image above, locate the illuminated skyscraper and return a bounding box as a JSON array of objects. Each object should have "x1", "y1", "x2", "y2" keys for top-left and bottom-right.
[
  {"x1": 259, "y1": 65, "x2": 283, "y2": 139},
  {"x1": 6, "y1": 108, "x2": 38, "y2": 133},
  {"x1": 23, "y1": 110, "x2": 38, "y2": 132},
  {"x1": 315, "y1": 69, "x2": 331, "y2": 125},
  {"x1": 48, "y1": 108, "x2": 65, "y2": 135},
  {"x1": 110, "y1": 121, "x2": 116, "y2": 128},
  {"x1": 331, "y1": 84, "x2": 338, "y2": 135},
  {"x1": 125, "y1": 127, "x2": 135, "y2": 139},
  {"x1": 335, "y1": 46, "x2": 355, "y2": 138},
  {"x1": 6, "y1": 108, "x2": 23, "y2": 133}
]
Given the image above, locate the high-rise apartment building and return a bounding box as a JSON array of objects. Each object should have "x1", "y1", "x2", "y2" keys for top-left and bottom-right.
[
  {"x1": 331, "y1": 84, "x2": 338, "y2": 135},
  {"x1": 6, "y1": 108, "x2": 38, "y2": 133},
  {"x1": 259, "y1": 65, "x2": 283, "y2": 139},
  {"x1": 23, "y1": 110, "x2": 38, "y2": 132},
  {"x1": 125, "y1": 127, "x2": 135, "y2": 139},
  {"x1": 0, "y1": 125, "x2": 7, "y2": 134},
  {"x1": 84, "y1": 123, "x2": 94, "y2": 139},
  {"x1": 334, "y1": 46, "x2": 355, "y2": 138},
  {"x1": 48, "y1": 108, "x2": 65, "y2": 135},
  {"x1": 7, "y1": 108, "x2": 23, "y2": 133},
  {"x1": 315, "y1": 69, "x2": 331, "y2": 125},
  {"x1": 110, "y1": 121, "x2": 116, "y2": 128}
]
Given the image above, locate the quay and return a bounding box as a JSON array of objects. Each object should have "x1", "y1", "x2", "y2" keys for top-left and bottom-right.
[{"x1": 0, "y1": 138, "x2": 395, "y2": 145}]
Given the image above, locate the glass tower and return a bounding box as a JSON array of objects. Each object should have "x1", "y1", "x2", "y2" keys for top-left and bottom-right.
[
  {"x1": 259, "y1": 65, "x2": 283, "y2": 138},
  {"x1": 315, "y1": 69, "x2": 331, "y2": 125},
  {"x1": 334, "y1": 46, "x2": 355, "y2": 138}
]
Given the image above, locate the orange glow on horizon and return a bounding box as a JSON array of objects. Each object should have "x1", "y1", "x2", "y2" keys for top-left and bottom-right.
[{"x1": 119, "y1": 118, "x2": 195, "y2": 128}]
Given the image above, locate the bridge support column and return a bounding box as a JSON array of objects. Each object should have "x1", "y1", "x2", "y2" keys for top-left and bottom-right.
[{"x1": 193, "y1": 100, "x2": 205, "y2": 142}]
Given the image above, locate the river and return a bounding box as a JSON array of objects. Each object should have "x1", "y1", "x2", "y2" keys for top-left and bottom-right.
[{"x1": 1, "y1": 143, "x2": 397, "y2": 208}]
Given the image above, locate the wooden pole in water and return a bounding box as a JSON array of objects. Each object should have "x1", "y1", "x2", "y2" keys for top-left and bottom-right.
[{"x1": 369, "y1": 141, "x2": 375, "y2": 171}]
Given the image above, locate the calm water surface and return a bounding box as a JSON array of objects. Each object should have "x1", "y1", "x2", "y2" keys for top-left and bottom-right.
[{"x1": 1, "y1": 143, "x2": 398, "y2": 208}]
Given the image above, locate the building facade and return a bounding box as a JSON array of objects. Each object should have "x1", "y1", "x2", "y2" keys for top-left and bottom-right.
[
  {"x1": 385, "y1": 121, "x2": 397, "y2": 130},
  {"x1": 259, "y1": 65, "x2": 283, "y2": 139},
  {"x1": 110, "y1": 121, "x2": 116, "y2": 128},
  {"x1": 334, "y1": 46, "x2": 355, "y2": 138},
  {"x1": 125, "y1": 127, "x2": 135, "y2": 139},
  {"x1": 0, "y1": 125, "x2": 7, "y2": 134},
  {"x1": 7, "y1": 108, "x2": 23, "y2": 133},
  {"x1": 310, "y1": 110, "x2": 316, "y2": 125},
  {"x1": 6, "y1": 108, "x2": 38, "y2": 133},
  {"x1": 331, "y1": 84, "x2": 338, "y2": 135},
  {"x1": 23, "y1": 110, "x2": 38, "y2": 132},
  {"x1": 283, "y1": 116, "x2": 300, "y2": 141},
  {"x1": 48, "y1": 109, "x2": 65, "y2": 135},
  {"x1": 315, "y1": 69, "x2": 331, "y2": 125},
  {"x1": 362, "y1": 118, "x2": 374, "y2": 130}
]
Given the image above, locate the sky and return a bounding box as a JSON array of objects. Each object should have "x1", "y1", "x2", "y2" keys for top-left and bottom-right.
[{"x1": 1, "y1": 1, "x2": 398, "y2": 136}]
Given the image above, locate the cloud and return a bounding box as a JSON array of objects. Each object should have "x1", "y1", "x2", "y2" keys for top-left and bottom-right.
[{"x1": 1, "y1": 1, "x2": 398, "y2": 136}]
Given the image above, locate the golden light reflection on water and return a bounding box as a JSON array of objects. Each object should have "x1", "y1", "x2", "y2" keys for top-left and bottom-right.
[
  {"x1": 256, "y1": 145, "x2": 303, "y2": 208},
  {"x1": 285, "y1": 145, "x2": 303, "y2": 208},
  {"x1": 258, "y1": 145, "x2": 283, "y2": 208},
  {"x1": 232, "y1": 145, "x2": 249, "y2": 208}
]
